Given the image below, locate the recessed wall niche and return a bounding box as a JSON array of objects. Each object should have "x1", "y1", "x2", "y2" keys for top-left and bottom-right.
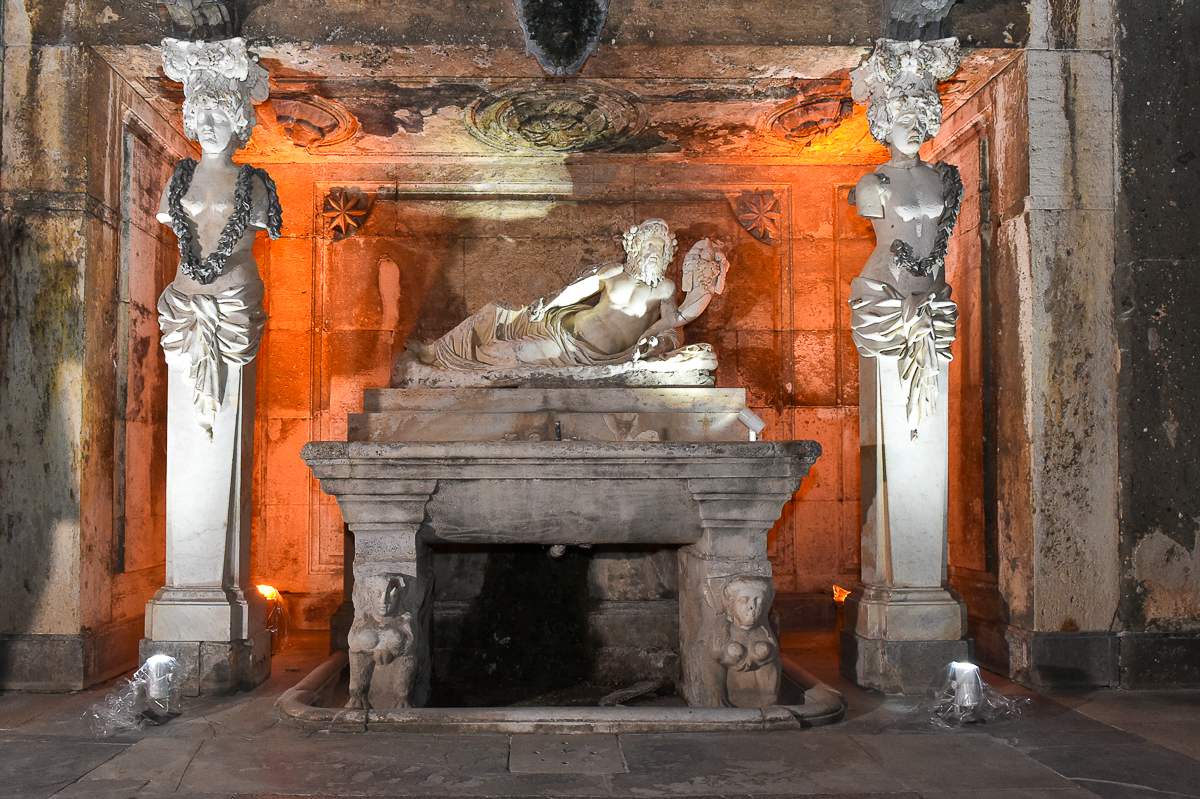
[{"x1": 92, "y1": 42, "x2": 1017, "y2": 634}]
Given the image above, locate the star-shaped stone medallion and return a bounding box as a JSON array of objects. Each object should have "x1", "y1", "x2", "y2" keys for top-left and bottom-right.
[
  {"x1": 323, "y1": 189, "x2": 369, "y2": 237},
  {"x1": 734, "y1": 191, "x2": 783, "y2": 245}
]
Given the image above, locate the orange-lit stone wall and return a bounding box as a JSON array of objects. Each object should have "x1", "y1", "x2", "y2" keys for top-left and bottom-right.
[{"x1": 246, "y1": 160, "x2": 890, "y2": 625}]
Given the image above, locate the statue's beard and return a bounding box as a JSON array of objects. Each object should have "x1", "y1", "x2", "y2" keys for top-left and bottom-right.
[{"x1": 627, "y1": 252, "x2": 666, "y2": 286}]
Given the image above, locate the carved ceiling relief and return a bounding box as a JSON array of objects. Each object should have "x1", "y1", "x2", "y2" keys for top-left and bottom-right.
[
  {"x1": 156, "y1": 0, "x2": 239, "y2": 40},
  {"x1": 323, "y1": 188, "x2": 372, "y2": 239},
  {"x1": 271, "y1": 97, "x2": 360, "y2": 152},
  {"x1": 766, "y1": 71, "x2": 855, "y2": 149},
  {"x1": 513, "y1": 0, "x2": 610, "y2": 76},
  {"x1": 467, "y1": 82, "x2": 646, "y2": 153}
]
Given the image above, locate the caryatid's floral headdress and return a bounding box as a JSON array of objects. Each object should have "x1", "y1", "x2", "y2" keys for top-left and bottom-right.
[
  {"x1": 850, "y1": 38, "x2": 960, "y2": 147},
  {"x1": 161, "y1": 37, "x2": 269, "y2": 146}
]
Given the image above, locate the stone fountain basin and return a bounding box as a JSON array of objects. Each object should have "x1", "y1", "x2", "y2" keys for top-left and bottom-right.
[
  {"x1": 301, "y1": 439, "x2": 821, "y2": 547},
  {"x1": 276, "y1": 650, "x2": 846, "y2": 733}
]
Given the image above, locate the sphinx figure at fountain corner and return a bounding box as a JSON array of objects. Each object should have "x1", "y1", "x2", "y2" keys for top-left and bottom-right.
[
  {"x1": 393, "y1": 219, "x2": 730, "y2": 388},
  {"x1": 702, "y1": 576, "x2": 781, "y2": 709},
  {"x1": 346, "y1": 574, "x2": 416, "y2": 711}
]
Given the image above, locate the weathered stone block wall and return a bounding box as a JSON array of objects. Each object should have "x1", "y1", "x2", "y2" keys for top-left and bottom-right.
[
  {"x1": 1114, "y1": 0, "x2": 1200, "y2": 685},
  {"x1": 0, "y1": 25, "x2": 189, "y2": 687},
  {"x1": 930, "y1": 55, "x2": 1031, "y2": 672}
]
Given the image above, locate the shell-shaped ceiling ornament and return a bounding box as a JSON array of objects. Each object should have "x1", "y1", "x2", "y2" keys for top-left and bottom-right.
[{"x1": 467, "y1": 81, "x2": 646, "y2": 153}]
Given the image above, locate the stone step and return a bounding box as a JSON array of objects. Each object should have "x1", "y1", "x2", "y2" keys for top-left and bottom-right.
[
  {"x1": 362, "y1": 386, "x2": 748, "y2": 414},
  {"x1": 348, "y1": 409, "x2": 747, "y2": 442}
]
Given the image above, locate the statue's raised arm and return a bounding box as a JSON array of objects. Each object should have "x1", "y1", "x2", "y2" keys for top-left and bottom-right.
[{"x1": 393, "y1": 219, "x2": 730, "y2": 388}]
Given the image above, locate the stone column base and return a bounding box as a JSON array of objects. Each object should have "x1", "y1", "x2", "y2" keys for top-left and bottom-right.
[
  {"x1": 140, "y1": 633, "x2": 271, "y2": 696},
  {"x1": 840, "y1": 630, "x2": 972, "y2": 694}
]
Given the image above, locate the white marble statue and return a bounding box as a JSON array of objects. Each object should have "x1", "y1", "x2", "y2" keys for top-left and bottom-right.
[
  {"x1": 141, "y1": 38, "x2": 280, "y2": 693},
  {"x1": 393, "y1": 219, "x2": 730, "y2": 387},
  {"x1": 841, "y1": 38, "x2": 969, "y2": 693}
]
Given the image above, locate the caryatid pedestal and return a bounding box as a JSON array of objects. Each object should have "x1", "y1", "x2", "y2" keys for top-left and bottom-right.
[
  {"x1": 140, "y1": 37, "x2": 282, "y2": 695},
  {"x1": 839, "y1": 38, "x2": 972, "y2": 694}
]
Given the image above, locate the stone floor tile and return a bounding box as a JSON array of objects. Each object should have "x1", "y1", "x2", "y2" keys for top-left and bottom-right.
[
  {"x1": 0, "y1": 739, "x2": 128, "y2": 799},
  {"x1": 175, "y1": 732, "x2": 616, "y2": 795},
  {"x1": 915, "y1": 790, "x2": 1098, "y2": 799},
  {"x1": 1070, "y1": 690, "x2": 1200, "y2": 727},
  {"x1": 81, "y1": 737, "x2": 204, "y2": 788},
  {"x1": 0, "y1": 692, "x2": 63, "y2": 730},
  {"x1": 1024, "y1": 741, "x2": 1200, "y2": 798},
  {"x1": 850, "y1": 732, "x2": 1077, "y2": 792},
  {"x1": 44, "y1": 778, "x2": 149, "y2": 798},
  {"x1": 509, "y1": 733, "x2": 626, "y2": 774},
  {"x1": 1118, "y1": 721, "x2": 1200, "y2": 761},
  {"x1": 614, "y1": 732, "x2": 905, "y2": 795}
]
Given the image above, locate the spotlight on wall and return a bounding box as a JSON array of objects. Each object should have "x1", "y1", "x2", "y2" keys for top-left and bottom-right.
[{"x1": 257, "y1": 585, "x2": 288, "y2": 653}]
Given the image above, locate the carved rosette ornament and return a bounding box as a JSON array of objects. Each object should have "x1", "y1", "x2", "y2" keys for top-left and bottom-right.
[
  {"x1": 729, "y1": 191, "x2": 783, "y2": 246},
  {"x1": 323, "y1": 189, "x2": 371, "y2": 239},
  {"x1": 467, "y1": 82, "x2": 646, "y2": 153}
]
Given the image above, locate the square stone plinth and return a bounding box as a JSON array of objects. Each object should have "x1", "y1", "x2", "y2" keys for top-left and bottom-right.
[
  {"x1": 840, "y1": 630, "x2": 973, "y2": 695},
  {"x1": 140, "y1": 632, "x2": 271, "y2": 696}
]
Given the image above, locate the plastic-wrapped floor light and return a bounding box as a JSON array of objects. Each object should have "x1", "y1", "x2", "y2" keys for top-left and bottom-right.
[
  {"x1": 86, "y1": 655, "x2": 182, "y2": 737},
  {"x1": 927, "y1": 660, "x2": 1027, "y2": 727}
]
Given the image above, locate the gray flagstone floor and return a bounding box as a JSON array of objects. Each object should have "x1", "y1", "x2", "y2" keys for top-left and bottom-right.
[{"x1": 3, "y1": 631, "x2": 1198, "y2": 799}]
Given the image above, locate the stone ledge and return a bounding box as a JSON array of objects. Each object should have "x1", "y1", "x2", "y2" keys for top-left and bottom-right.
[
  {"x1": 1004, "y1": 628, "x2": 1120, "y2": 689},
  {"x1": 0, "y1": 616, "x2": 143, "y2": 691}
]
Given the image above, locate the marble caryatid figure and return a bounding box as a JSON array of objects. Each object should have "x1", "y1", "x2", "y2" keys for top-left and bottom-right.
[
  {"x1": 393, "y1": 219, "x2": 729, "y2": 387},
  {"x1": 841, "y1": 38, "x2": 970, "y2": 693},
  {"x1": 141, "y1": 37, "x2": 281, "y2": 693},
  {"x1": 347, "y1": 574, "x2": 416, "y2": 710},
  {"x1": 714, "y1": 576, "x2": 781, "y2": 709}
]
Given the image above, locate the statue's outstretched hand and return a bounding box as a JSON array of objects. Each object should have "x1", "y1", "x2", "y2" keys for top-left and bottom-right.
[
  {"x1": 632, "y1": 335, "x2": 661, "y2": 362},
  {"x1": 528, "y1": 296, "x2": 548, "y2": 322}
]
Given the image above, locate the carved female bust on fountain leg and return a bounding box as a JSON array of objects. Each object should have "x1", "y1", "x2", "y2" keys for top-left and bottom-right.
[
  {"x1": 141, "y1": 38, "x2": 282, "y2": 694},
  {"x1": 840, "y1": 39, "x2": 971, "y2": 694}
]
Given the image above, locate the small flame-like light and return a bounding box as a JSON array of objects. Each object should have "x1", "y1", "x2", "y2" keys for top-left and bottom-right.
[
  {"x1": 257, "y1": 584, "x2": 281, "y2": 601},
  {"x1": 832, "y1": 585, "x2": 850, "y2": 603}
]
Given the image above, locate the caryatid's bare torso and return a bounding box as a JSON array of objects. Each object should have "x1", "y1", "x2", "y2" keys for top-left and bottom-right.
[
  {"x1": 854, "y1": 158, "x2": 947, "y2": 295},
  {"x1": 157, "y1": 162, "x2": 270, "y2": 296}
]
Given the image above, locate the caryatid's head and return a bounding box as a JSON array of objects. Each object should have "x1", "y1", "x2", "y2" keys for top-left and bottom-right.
[
  {"x1": 161, "y1": 37, "x2": 269, "y2": 150},
  {"x1": 722, "y1": 576, "x2": 774, "y2": 630},
  {"x1": 851, "y1": 38, "x2": 960, "y2": 152}
]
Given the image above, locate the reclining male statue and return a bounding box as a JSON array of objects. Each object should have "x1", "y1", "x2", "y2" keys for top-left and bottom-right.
[{"x1": 392, "y1": 218, "x2": 729, "y2": 387}]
